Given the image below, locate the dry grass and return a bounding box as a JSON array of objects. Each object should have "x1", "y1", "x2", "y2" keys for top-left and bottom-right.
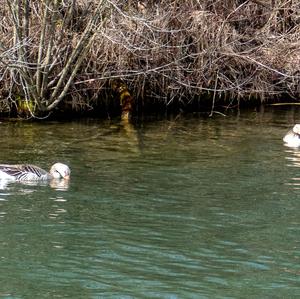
[{"x1": 0, "y1": 0, "x2": 299, "y2": 116}]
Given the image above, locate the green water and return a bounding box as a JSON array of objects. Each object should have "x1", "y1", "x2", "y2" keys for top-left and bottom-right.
[{"x1": 0, "y1": 107, "x2": 300, "y2": 298}]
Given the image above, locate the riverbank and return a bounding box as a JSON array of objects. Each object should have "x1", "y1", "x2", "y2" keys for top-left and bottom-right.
[{"x1": 0, "y1": 1, "x2": 299, "y2": 119}]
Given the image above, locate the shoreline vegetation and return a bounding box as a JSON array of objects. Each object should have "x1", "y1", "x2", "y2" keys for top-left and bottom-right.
[{"x1": 0, "y1": 0, "x2": 299, "y2": 120}]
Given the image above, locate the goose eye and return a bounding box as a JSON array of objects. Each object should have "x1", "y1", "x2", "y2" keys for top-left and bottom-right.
[{"x1": 54, "y1": 170, "x2": 62, "y2": 178}]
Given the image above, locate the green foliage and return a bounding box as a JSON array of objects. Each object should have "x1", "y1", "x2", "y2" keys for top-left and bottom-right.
[{"x1": 16, "y1": 96, "x2": 36, "y2": 117}]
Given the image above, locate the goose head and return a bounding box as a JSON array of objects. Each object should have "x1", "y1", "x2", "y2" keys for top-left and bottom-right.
[
  {"x1": 50, "y1": 163, "x2": 70, "y2": 179},
  {"x1": 293, "y1": 124, "x2": 300, "y2": 135}
]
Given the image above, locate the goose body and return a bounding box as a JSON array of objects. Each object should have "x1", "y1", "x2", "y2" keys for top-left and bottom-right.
[
  {"x1": 0, "y1": 163, "x2": 70, "y2": 181},
  {"x1": 283, "y1": 124, "x2": 300, "y2": 147}
]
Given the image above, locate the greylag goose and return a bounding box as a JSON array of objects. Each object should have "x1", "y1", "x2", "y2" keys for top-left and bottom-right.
[
  {"x1": 283, "y1": 124, "x2": 300, "y2": 147},
  {"x1": 0, "y1": 163, "x2": 70, "y2": 181}
]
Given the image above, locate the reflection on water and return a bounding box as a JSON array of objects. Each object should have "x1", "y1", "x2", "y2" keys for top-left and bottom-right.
[
  {"x1": 49, "y1": 179, "x2": 70, "y2": 191},
  {"x1": 284, "y1": 148, "x2": 300, "y2": 189},
  {"x1": 1, "y1": 108, "x2": 300, "y2": 298},
  {"x1": 0, "y1": 179, "x2": 70, "y2": 191},
  {"x1": 285, "y1": 148, "x2": 300, "y2": 167}
]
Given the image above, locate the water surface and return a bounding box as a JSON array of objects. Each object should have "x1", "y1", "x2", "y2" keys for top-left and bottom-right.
[{"x1": 0, "y1": 107, "x2": 300, "y2": 298}]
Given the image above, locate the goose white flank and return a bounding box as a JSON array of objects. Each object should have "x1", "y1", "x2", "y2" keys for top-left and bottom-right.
[{"x1": 283, "y1": 124, "x2": 300, "y2": 147}]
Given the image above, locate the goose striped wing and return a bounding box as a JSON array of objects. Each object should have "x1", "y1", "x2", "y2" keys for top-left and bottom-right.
[{"x1": 0, "y1": 164, "x2": 49, "y2": 181}]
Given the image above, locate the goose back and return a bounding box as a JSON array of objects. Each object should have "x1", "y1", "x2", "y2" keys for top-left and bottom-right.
[{"x1": 0, "y1": 164, "x2": 50, "y2": 181}]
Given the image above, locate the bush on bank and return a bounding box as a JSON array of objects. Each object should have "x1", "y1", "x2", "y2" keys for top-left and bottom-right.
[{"x1": 0, "y1": 0, "x2": 299, "y2": 118}]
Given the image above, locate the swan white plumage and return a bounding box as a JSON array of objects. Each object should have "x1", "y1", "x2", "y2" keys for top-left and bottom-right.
[
  {"x1": 283, "y1": 124, "x2": 300, "y2": 147},
  {"x1": 0, "y1": 163, "x2": 70, "y2": 181}
]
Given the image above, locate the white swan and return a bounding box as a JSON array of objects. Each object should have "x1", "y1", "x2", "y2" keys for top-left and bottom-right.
[
  {"x1": 0, "y1": 163, "x2": 70, "y2": 181},
  {"x1": 283, "y1": 124, "x2": 300, "y2": 147}
]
